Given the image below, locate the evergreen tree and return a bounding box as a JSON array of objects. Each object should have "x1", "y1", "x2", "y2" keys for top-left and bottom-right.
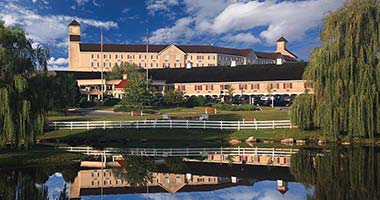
[
  {"x1": 290, "y1": 0, "x2": 380, "y2": 139},
  {"x1": 0, "y1": 21, "x2": 49, "y2": 149}
]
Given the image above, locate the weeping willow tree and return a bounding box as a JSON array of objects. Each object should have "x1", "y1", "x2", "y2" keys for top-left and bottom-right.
[
  {"x1": 290, "y1": 0, "x2": 380, "y2": 139},
  {"x1": 290, "y1": 146, "x2": 380, "y2": 200},
  {"x1": 0, "y1": 21, "x2": 49, "y2": 149}
]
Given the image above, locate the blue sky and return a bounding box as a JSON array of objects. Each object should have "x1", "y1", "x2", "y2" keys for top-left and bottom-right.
[{"x1": 0, "y1": 0, "x2": 345, "y2": 69}]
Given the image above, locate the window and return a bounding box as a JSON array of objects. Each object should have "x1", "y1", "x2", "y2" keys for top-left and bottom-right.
[
  {"x1": 176, "y1": 177, "x2": 181, "y2": 183},
  {"x1": 220, "y1": 85, "x2": 230, "y2": 90},
  {"x1": 239, "y1": 84, "x2": 247, "y2": 90},
  {"x1": 205, "y1": 85, "x2": 214, "y2": 91},
  {"x1": 128, "y1": 55, "x2": 133, "y2": 59},
  {"x1": 164, "y1": 55, "x2": 169, "y2": 61},
  {"x1": 305, "y1": 82, "x2": 313, "y2": 89},
  {"x1": 252, "y1": 83, "x2": 260, "y2": 90},
  {"x1": 197, "y1": 177, "x2": 204, "y2": 182},
  {"x1": 197, "y1": 56, "x2": 204, "y2": 60},
  {"x1": 115, "y1": 54, "x2": 118, "y2": 59},
  {"x1": 91, "y1": 172, "x2": 99, "y2": 177},
  {"x1": 164, "y1": 177, "x2": 170, "y2": 184},
  {"x1": 175, "y1": 55, "x2": 180, "y2": 61},
  {"x1": 91, "y1": 54, "x2": 94, "y2": 59},
  {"x1": 121, "y1": 55, "x2": 123, "y2": 59},
  {"x1": 91, "y1": 180, "x2": 99, "y2": 186},
  {"x1": 116, "y1": 179, "x2": 123, "y2": 185},
  {"x1": 284, "y1": 82, "x2": 293, "y2": 89},
  {"x1": 195, "y1": 85, "x2": 202, "y2": 91},
  {"x1": 269, "y1": 83, "x2": 280, "y2": 90},
  {"x1": 104, "y1": 180, "x2": 111, "y2": 185}
]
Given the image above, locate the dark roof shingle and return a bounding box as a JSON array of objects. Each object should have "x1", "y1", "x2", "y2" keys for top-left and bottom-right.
[
  {"x1": 79, "y1": 43, "x2": 253, "y2": 56},
  {"x1": 148, "y1": 62, "x2": 307, "y2": 83}
]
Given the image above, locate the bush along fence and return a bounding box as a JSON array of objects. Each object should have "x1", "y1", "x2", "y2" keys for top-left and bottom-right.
[{"x1": 46, "y1": 120, "x2": 296, "y2": 131}]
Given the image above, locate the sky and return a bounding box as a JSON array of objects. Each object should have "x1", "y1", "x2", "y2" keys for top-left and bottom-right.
[{"x1": 0, "y1": 0, "x2": 345, "y2": 70}]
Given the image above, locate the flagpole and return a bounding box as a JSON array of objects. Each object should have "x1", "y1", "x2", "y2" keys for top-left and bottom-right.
[
  {"x1": 146, "y1": 28, "x2": 149, "y2": 90},
  {"x1": 100, "y1": 28, "x2": 104, "y2": 101}
]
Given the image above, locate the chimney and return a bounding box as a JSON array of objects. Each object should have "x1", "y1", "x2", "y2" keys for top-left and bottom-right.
[
  {"x1": 122, "y1": 72, "x2": 128, "y2": 80},
  {"x1": 230, "y1": 60, "x2": 236, "y2": 67}
]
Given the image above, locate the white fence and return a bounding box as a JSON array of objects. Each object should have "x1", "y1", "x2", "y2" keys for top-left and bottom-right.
[
  {"x1": 59, "y1": 146, "x2": 298, "y2": 158},
  {"x1": 47, "y1": 120, "x2": 295, "y2": 130}
]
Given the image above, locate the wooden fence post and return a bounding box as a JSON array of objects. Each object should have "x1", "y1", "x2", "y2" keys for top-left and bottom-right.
[
  {"x1": 103, "y1": 121, "x2": 106, "y2": 130},
  {"x1": 186, "y1": 120, "x2": 189, "y2": 129},
  {"x1": 170, "y1": 120, "x2": 172, "y2": 129},
  {"x1": 54, "y1": 122, "x2": 57, "y2": 130},
  {"x1": 220, "y1": 121, "x2": 223, "y2": 130},
  {"x1": 203, "y1": 121, "x2": 206, "y2": 129},
  {"x1": 70, "y1": 121, "x2": 73, "y2": 130},
  {"x1": 238, "y1": 121, "x2": 240, "y2": 131},
  {"x1": 272, "y1": 120, "x2": 275, "y2": 129},
  {"x1": 87, "y1": 121, "x2": 89, "y2": 130},
  {"x1": 136, "y1": 121, "x2": 139, "y2": 129},
  {"x1": 119, "y1": 121, "x2": 122, "y2": 129}
]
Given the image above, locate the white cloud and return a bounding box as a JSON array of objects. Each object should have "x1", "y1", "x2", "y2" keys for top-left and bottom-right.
[
  {"x1": 48, "y1": 57, "x2": 68, "y2": 69},
  {"x1": 75, "y1": 0, "x2": 90, "y2": 6},
  {"x1": 211, "y1": 0, "x2": 344, "y2": 43},
  {"x1": 146, "y1": 0, "x2": 179, "y2": 15},
  {"x1": 149, "y1": 17, "x2": 194, "y2": 44},
  {"x1": 223, "y1": 32, "x2": 261, "y2": 45},
  {"x1": 48, "y1": 57, "x2": 68, "y2": 65},
  {"x1": 149, "y1": 0, "x2": 344, "y2": 47},
  {"x1": 0, "y1": 2, "x2": 118, "y2": 48}
]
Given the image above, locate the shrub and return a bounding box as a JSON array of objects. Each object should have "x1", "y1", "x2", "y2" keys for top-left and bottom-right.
[
  {"x1": 212, "y1": 103, "x2": 256, "y2": 111},
  {"x1": 103, "y1": 98, "x2": 120, "y2": 106},
  {"x1": 185, "y1": 96, "x2": 207, "y2": 108},
  {"x1": 114, "y1": 105, "x2": 153, "y2": 113},
  {"x1": 79, "y1": 97, "x2": 96, "y2": 108}
]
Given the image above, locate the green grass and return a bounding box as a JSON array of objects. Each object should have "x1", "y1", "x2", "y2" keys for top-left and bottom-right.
[
  {"x1": 0, "y1": 146, "x2": 87, "y2": 168},
  {"x1": 47, "y1": 106, "x2": 290, "y2": 122},
  {"x1": 40, "y1": 128, "x2": 324, "y2": 148}
]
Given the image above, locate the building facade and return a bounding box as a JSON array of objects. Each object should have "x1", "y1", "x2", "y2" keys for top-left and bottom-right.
[
  {"x1": 68, "y1": 20, "x2": 297, "y2": 71},
  {"x1": 54, "y1": 62, "x2": 312, "y2": 101}
]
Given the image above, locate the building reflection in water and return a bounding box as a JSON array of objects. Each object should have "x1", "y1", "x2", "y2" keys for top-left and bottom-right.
[{"x1": 69, "y1": 156, "x2": 292, "y2": 199}]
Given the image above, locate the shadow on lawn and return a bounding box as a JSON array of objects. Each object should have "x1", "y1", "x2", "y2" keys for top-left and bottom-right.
[{"x1": 42, "y1": 128, "x2": 234, "y2": 149}]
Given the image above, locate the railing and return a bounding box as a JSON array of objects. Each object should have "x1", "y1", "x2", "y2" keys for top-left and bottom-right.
[
  {"x1": 59, "y1": 146, "x2": 298, "y2": 158},
  {"x1": 47, "y1": 120, "x2": 295, "y2": 130}
]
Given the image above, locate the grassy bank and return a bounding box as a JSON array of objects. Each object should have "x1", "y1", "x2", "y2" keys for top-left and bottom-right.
[
  {"x1": 47, "y1": 106, "x2": 290, "y2": 122},
  {"x1": 0, "y1": 146, "x2": 87, "y2": 168},
  {"x1": 40, "y1": 128, "x2": 324, "y2": 148}
]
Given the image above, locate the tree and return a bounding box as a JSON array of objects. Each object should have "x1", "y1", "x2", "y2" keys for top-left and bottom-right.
[
  {"x1": 47, "y1": 73, "x2": 80, "y2": 111},
  {"x1": 121, "y1": 64, "x2": 154, "y2": 108},
  {"x1": 163, "y1": 90, "x2": 185, "y2": 106},
  {"x1": 0, "y1": 21, "x2": 49, "y2": 149},
  {"x1": 107, "y1": 62, "x2": 139, "y2": 80},
  {"x1": 290, "y1": 0, "x2": 380, "y2": 139}
]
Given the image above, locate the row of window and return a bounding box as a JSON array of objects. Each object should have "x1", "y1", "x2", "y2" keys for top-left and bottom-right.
[
  {"x1": 90, "y1": 54, "x2": 243, "y2": 62},
  {"x1": 177, "y1": 82, "x2": 313, "y2": 92}
]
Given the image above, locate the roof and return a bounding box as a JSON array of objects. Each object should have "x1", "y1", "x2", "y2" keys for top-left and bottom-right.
[
  {"x1": 277, "y1": 37, "x2": 288, "y2": 42},
  {"x1": 53, "y1": 71, "x2": 107, "y2": 80},
  {"x1": 148, "y1": 62, "x2": 307, "y2": 83},
  {"x1": 255, "y1": 52, "x2": 297, "y2": 62},
  {"x1": 79, "y1": 43, "x2": 253, "y2": 56},
  {"x1": 115, "y1": 80, "x2": 127, "y2": 88},
  {"x1": 255, "y1": 52, "x2": 282, "y2": 60},
  {"x1": 69, "y1": 20, "x2": 80, "y2": 26}
]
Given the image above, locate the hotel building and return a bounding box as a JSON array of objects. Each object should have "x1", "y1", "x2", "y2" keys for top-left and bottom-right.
[{"x1": 68, "y1": 20, "x2": 297, "y2": 71}]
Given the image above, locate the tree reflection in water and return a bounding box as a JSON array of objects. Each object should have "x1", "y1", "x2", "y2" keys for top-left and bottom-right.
[
  {"x1": 0, "y1": 164, "x2": 80, "y2": 200},
  {"x1": 290, "y1": 146, "x2": 380, "y2": 200},
  {"x1": 112, "y1": 156, "x2": 156, "y2": 186}
]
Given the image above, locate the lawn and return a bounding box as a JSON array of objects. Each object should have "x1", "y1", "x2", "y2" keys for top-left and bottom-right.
[
  {"x1": 0, "y1": 146, "x2": 87, "y2": 168},
  {"x1": 47, "y1": 106, "x2": 290, "y2": 122},
  {"x1": 40, "y1": 128, "x2": 324, "y2": 148}
]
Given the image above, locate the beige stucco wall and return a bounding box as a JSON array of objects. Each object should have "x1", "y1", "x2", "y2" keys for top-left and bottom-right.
[{"x1": 174, "y1": 80, "x2": 311, "y2": 96}]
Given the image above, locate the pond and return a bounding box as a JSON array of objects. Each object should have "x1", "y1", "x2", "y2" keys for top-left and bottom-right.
[{"x1": 0, "y1": 145, "x2": 379, "y2": 200}]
